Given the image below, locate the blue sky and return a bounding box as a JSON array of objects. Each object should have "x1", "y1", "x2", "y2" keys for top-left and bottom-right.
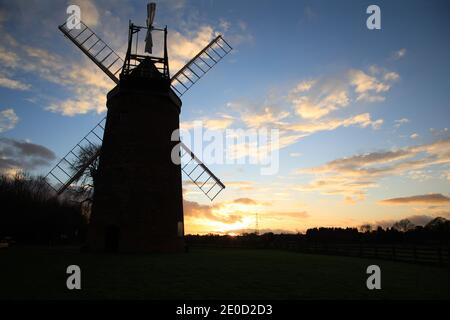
[{"x1": 0, "y1": 0, "x2": 449, "y2": 234}]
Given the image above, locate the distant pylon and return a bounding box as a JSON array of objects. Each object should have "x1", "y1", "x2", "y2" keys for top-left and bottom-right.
[{"x1": 255, "y1": 213, "x2": 259, "y2": 235}]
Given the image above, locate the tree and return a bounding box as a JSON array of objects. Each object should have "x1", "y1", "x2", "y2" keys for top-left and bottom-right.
[
  {"x1": 392, "y1": 219, "x2": 415, "y2": 232},
  {"x1": 0, "y1": 172, "x2": 87, "y2": 244},
  {"x1": 69, "y1": 143, "x2": 101, "y2": 204},
  {"x1": 360, "y1": 224, "x2": 372, "y2": 233}
]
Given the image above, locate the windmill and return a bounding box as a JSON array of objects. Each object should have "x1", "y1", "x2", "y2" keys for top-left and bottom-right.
[{"x1": 44, "y1": 2, "x2": 232, "y2": 252}]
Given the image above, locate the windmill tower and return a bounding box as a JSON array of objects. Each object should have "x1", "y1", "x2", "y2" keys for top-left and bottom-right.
[{"x1": 45, "y1": 3, "x2": 232, "y2": 252}]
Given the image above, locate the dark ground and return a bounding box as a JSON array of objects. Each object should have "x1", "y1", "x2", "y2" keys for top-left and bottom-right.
[{"x1": 0, "y1": 246, "x2": 449, "y2": 299}]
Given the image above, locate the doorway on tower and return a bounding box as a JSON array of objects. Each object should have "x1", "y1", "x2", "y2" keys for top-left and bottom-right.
[{"x1": 105, "y1": 225, "x2": 120, "y2": 253}]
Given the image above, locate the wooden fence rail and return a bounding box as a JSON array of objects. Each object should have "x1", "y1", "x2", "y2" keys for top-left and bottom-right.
[
  {"x1": 189, "y1": 242, "x2": 450, "y2": 268},
  {"x1": 286, "y1": 243, "x2": 450, "y2": 267}
]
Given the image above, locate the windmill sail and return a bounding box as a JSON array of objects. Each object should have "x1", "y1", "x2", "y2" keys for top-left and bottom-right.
[
  {"x1": 45, "y1": 117, "x2": 225, "y2": 200},
  {"x1": 145, "y1": 2, "x2": 156, "y2": 53},
  {"x1": 45, "y1": 117, "x2": 105, "y2": 195},
  {"x1": 170, "y1": 35, "x2": 232, "y2": 97},
  {"x1": 59, "y1": 20, "x2": 124, "y2": 84},
  {"x1": 178, "y1": 142, "x2": 225, "y2": 201}
]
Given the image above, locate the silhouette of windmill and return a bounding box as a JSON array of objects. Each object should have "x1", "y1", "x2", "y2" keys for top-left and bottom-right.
[{"x1": 45, "y1": 3, "x2": 232, "y2": 252}]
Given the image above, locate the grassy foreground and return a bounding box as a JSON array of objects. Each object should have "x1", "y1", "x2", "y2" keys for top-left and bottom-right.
[{"x1": 0, "y1": 246, "x2": 449, "y2": 299}]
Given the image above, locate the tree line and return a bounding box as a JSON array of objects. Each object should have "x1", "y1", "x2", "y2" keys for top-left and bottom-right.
[
  {"x1": 187, "y1": 218, "x2": 450, "y2": 248},
  {"x1": 1, "y1": 171, "x2": 449, "y2": 247},
  {"x1": 0, "y1": 173, "x2": 88, "y2": 245}
]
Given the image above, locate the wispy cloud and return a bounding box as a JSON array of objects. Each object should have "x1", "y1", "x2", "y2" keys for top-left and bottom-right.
[
  {"x1": 184, "y1": 199, "x2": 244, "y2": 224},
  {"x1": 0, "y1": 108, "x2": 19, "y2": 133},
  {"x1": 73, "y1": 0, "x2": 100, "y2": 27},
  {"x1": 168, "y1": 25, "x2": 217, "y2": 72},
  {"x1": 393, "y1": 48, "x2": 407, "y2": 60},
  {"x1": 394, "y1": 118, "x2": 409, "y2": 128},
  {"x1": 222, "y1": 65, "x2": 392, "y2": 159},
  {"x1": 286, "y1": 113, "x2": 382, "y2": 133},
  {"x1": 0, "y1": 75, "x2": 30, "y2": 90},
  {"x1": 0, "y1": 32, "x2": 112, "y2": 116},
  {"x1": 223, "y1": 181, "x2": 254, "y2": 190},
  {"x1": 0, "y1": 137, "x2": 55, "y2": 174},
  {"x1": 289, "y1": 67, "x2": 398, "y2": 120},
  {"x1": 182, "y1": 115, "x2": 235, "y2": 131},
  {"x1": 372, "y1": 214, "x2": 439, "y2": 229},
  {"x1": 297, "y1": 137, "x2": 450, "y2": 202},
  {"x1": 349, "y1": 69, "x2": 393, "y2": 102},
  {"x1": 379, "y1": 193, "x2": 450, "y2": 205}
]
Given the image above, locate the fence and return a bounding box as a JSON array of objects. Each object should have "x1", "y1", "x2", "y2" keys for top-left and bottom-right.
[
  {"x1": 188, "y1": 241, "x2": 450, "y2": 268},
  {"x1": 292, "y1": 243, "x2": 450, "y2": 267}
]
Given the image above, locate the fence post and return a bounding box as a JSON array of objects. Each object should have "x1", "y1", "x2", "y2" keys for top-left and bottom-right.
[{"x1": 447, "y1": 244, "x2": 450, "y2": 266}]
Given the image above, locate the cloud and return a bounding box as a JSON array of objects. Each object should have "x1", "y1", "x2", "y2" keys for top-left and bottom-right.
[
  {"x1": 379, "y1": 194, "x2": 450, "y2": 205},
  {"x1": 0, "y1": 45, "x2": 19, "y2": 66},
  {"x1": 0, "y1": 0, "x2": 131, "y2": 116},
  {"x1": 168, "y1": 25, "x2": 217, "y2": 73},
  {"x1": 74, "y1": 0, "x2": 100, "y2": 27},
  {"x1": 289, "y1": 67, "x2": 397, "y2": 120},
  {"x1": 220, "y1": 20, "x2": 254, "y2": 47},
  {"x1": 410, "y1": 133, "x2": 419, "y2": 139},
  {"x1": 222, "y1": 111, "x2": 383, "y2": 164},
  {"x1": 226, "y1": 74, "x2": 386, "y2": 158},
  {"x1": 293, "y1": 80, "x2": 316, "y2": 93},
  {"x1": 219, "y1": 19, "x2": 230, "y2": 32},
  {"x1": 393, "y1": 48, "x2": 407, "y2": 60},
  {"x1": 183, "y1": 199, "x2": 243, "y2": 224},
  {"x1": 286, "y1": 113, "x2": 382, "y2": 133},
  {"x1": 430, "y1": 127, "x2": 449, "y2": 138},
  {"x1": 348, "y1": 69, "x2": 391, "y2": 102},
  {"x1": 372, "y1": 215, "x2": 436, "y2": 229},
  {"x1": 290, "y1": 78, "x2": 349, "y2": 120},
  {"x1": 384, "y1": 72, "x2": 400, "y2": 81},
  {"x1": 293, "y1": 89, "x2": 349, "y2": 120},
  {"x1": 297, "y1": 137, "x2": 450, "y2": 202},
  {"x1": 0, "y1": 75, "x2": 30, "y2": 90},
  {"x1": 182, "y1": 115, "x2": 234, "y2": 131},
  {"x1": 242, "y1": 108, "x2": 290, "y2": 128},
  {"x1": 166, "y1": 15, "x2": 252, "y2": 73},
  {"x1": 233, "y1": 198, "x2": 259, "y2": 205},
  {"x1": 394, "y1": 118, "x2": 409, "y2": 128},
  {"x1": 0, "y1": 35, "x2": 112, "y2": 116},
  {"x1": 224, "y1": 181, "x2": 254, "y2": 190},
  {"x1": 0, "y1": 137, "x2": 56, "y2": 174},
  {"x1": 227, "y1": 101, "x2": 290, "y2": 128},
  {"x1": 262, "y1": 211, "x2": 309, "y2": 219},
  {"x1": 0, "y1": 108, "x2": 19, "y2": 132}
]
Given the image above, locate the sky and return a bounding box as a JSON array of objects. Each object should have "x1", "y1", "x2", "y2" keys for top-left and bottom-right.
[{"x1": 0, "y1": 0, "x2": 449, "y2": 234}]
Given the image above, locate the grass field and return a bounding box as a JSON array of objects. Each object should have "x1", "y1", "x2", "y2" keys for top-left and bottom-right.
[{"x1": 0, "y1": 246, "x2": 449, "y2": 299}]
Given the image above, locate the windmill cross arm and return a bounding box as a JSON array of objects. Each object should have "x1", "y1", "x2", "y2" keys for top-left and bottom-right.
[
  {"x1": 56, "y1": 149, "x2": 100, "y2": 195},
  {"x1": 58, "y1": 20, "x2": 124, "y2": 84},
  {"x1": 170, "y1": 35, "x2": 232, "y2": 97},
  {"x1": 180, "y1": 142, "x2": 225, "y2": 189},
  {"x1": 179, "y1": 142, "x2": 225, "y2": 201}
]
